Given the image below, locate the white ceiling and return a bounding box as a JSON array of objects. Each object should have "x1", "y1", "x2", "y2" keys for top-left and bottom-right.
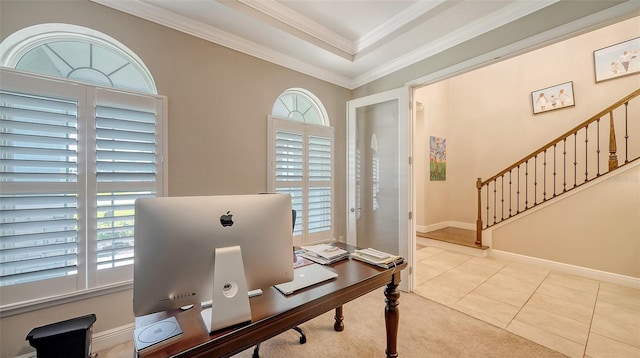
[{"x1": 91, "y1": 0, "x2": 638, "y2": 89}]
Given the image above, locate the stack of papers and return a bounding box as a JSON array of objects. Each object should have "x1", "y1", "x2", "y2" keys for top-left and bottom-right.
[
  {"x1": 351, "y1": 248, "x2": 404, "y2": 269},
  {"x1": 299, "y1": 244, "x2": 350, "y2": 265}
]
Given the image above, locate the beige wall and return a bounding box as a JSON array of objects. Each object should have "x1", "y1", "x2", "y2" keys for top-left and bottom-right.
[
  {"x1": 413, "y1": 17, "x2": 640, "y2": 277},
  {"x1": 415, "y1": 16, "x2": 640, "y2": 227},
  {"x1": 492, "y1": 163, "x2": 640, "y2": 278},
  {"x1": 0, "y1": 1, "x2": 351, "y2": 356},
  {"x1": 415, "y1": 81, "x2": 451, "y2": 228}
]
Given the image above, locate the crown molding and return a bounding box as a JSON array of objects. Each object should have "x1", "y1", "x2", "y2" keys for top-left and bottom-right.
[
  {"x1": 356, "y1": 0, "x2": 447, "y2": 53},
  {"x1": 237, "y1": 0, "x2": 354, "y2": 56},
  {"x1": 352, "y1": 0, "x2": 560, "y2": 88},
  {"x1": 90, "y1": 0, "x2": 355, "y2": 88},
  {"x1": 90, "y1": 0, "x2": 638, "y2": 90},
  {"x1": 405, "y1": 0, "x2": 640, "y2": 88}
]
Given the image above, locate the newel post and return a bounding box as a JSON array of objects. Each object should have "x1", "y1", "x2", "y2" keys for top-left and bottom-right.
[
  {"x1": 476, "y1": 178, "x2": 483, "y2": 246},
  {"x1": 609, "y1": 111, "x2": 618, "y2": 171}
]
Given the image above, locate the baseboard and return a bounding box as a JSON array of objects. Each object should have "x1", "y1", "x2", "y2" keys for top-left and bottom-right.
[
  {"x1": 491, "y1": 249, "x2": 640, "y2": 289},
  {"x1": 417, "y1": 222, "x2": 446, "y2": 233},
  {"x1": 92, "y1": 322, "x2": 135, "y2": 352}
]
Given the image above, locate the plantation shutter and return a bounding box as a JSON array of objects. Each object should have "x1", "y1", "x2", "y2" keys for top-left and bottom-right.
[
  {"x1": 0, "y1": 88, "x2": 81, "y2": 287},
  {"x1": 269, "y1": 117, "x2": 333, "y2": 244},
  {"x1": 274, "y1": 130, "x2": 304, "y2": 235},
  {"x1": 93, "y1": 89, "x2": 163, "y2": 279},
  {"x1": 0, "y1": 69, "x2": 165, "y2": 303},
  {"x1": 307, "y1": 135, "x2": 332, "y2": 234}
]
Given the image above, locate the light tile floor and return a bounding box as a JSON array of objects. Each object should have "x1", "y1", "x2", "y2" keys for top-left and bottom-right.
[{"x1": 414, "y1": 244, "x2": 640, "y2": 358}]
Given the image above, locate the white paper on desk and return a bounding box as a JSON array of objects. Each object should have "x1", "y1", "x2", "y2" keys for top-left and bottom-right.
[{"x1": 300, "y1": 244, "x2": 348, "y2": 260}]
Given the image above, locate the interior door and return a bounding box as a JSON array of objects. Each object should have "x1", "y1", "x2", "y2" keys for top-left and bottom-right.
[{"x1": 347, "y1": 87, "x2": 414, "y2": 292}]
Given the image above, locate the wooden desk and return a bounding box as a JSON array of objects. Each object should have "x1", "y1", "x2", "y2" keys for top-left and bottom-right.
[{"x1": 136, "y1": 244, "x2": 407, "y2": 358}]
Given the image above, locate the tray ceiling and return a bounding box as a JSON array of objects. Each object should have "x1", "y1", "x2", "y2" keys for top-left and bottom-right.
[{"x1": 91, "y1": 0, "x2": 638, "y2": 89}]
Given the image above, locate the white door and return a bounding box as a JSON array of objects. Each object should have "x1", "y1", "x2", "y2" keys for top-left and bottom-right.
[{"x1": 347, "y1": 87, "x2": 414, "y2": 292}]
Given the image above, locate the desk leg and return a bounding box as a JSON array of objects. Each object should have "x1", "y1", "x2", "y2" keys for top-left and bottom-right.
[
  {"x1": 333, "y1": 306, "x2": 344, "y2": 331},
  {"x1": 384, "y1": 272, "x2": 401, "y2": 358}
]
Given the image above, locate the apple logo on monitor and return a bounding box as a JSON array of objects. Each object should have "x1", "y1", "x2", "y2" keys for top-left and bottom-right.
[{"x1": 220, "y1": 211, "x2": 234, "y2": 227}]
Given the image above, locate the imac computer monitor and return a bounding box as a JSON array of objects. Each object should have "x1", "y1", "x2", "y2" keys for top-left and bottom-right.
[{"x1": 133, "y1": 193, "x2": 294, "y2": 330}]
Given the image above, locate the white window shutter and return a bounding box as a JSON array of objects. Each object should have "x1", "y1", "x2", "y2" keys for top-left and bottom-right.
[
  {"x1": 307, "y1": 135, "x2": 332, "y2": 234},
  {"x1": 0, "y1": 69, "x2": 165, "y2": 304},
  {"x1": 269, "y1": 117, "x2": 333, "y2": 244},
  {"x1": 0, "y1": 89, "x2": 80, "y2": 287},
  {"x1": 93, "y1": 89, "x2": 162, "y2": 281}
]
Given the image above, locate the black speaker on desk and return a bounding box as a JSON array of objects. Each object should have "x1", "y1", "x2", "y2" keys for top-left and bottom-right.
[{"x1": 26, "y1": 313, "x2": 96, "y2": 358}]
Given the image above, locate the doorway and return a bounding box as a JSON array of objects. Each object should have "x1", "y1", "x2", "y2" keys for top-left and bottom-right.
[{"x1": 346, "y1": 87, "x2": 413, "y2": 292}]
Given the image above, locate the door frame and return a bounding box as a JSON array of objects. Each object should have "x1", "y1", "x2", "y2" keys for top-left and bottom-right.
[{"x1": 346, "y1": 87, "x2": 415, "y2": 292}]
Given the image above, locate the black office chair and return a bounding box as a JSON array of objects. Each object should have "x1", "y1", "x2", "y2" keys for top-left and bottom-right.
[{"x1": 252, "y1": 210, "x2": 306, "y2": 358}]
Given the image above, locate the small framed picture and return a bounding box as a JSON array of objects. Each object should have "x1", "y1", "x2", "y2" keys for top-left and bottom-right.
[
  {"x1": 531, "y1": 81, "x2": 574, "y2": 115},
  {"x1": 593, "y1": 37, "x2": 640, "y2": 83}
]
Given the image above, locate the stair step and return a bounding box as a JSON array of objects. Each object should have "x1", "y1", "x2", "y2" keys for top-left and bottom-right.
[{"x1": 417, "y1": 227, "x2": 488, "y2": 250}]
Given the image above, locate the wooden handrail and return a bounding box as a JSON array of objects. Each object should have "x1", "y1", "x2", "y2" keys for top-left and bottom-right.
[
  {"x1": 480, "y1": 89, "x2": 640, "y2": 186},
  {"x1": 476, "y1": 88, "x2": 640, "y2": 246}
]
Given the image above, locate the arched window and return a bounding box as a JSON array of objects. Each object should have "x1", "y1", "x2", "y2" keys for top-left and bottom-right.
[
  {"x1": 268, "y1": 89, "x2": 334, "y2": 245},
  {"x1": 0, "y1": 24, "x2": 164, "y2": 305},
  {"x1": 1, "y1": 23, "x2": 156, "y2": 93},
  {"x1": 271, "y1": 88, "x2": 329, "y2": 125}
]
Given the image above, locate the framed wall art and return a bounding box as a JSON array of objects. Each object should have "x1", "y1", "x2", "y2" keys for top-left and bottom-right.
[
  {"x1": 531, "y1": 81, "x2": 574, "y2": 114},
  {"x1": 594, "y1": 37, "x2": 640, "y2": 83},
  {"x1": 429, "y1": 136, "x2": 446, "y2": 181}
]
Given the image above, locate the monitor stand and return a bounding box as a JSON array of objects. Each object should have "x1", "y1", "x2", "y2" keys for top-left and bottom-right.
[{"x1": 200, "y1": 245, "x2": 251, "y2": 333}]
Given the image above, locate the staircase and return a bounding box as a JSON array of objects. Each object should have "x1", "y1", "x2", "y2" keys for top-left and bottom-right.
[{"x1": 475, "y1": 89, "x2": 640, "y2": 246}]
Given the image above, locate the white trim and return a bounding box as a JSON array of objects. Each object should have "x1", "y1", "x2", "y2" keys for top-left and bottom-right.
[
  {"x1": 0, "y1": 281, "x2": 132, "y2": 318},
  {"x1": 490, "y1": 249, "x2": 640, "y2": 290},
  {"x1": 417, "y1": 221, "x2": 475, "y2": 233},
  {"x1": 92, "y1": 323, "x2": 135, "y2": 353},
  {"x1": 238, "y1": 0, "x2": 352, "y2": 56},
  {"x1": 356, "y1": 0, "x2": 447, "y2": 53},
  {"x1": 448, "y1": 221, "x2": 475, "y2": 231},
  {"x1": 238, "y1": 0, "x2": 449, "y2": 56},
  {"x1": 89, "y1": 0, "x2": 638, "y2": 90},
  {"x1": 356, "y1": 0, "x2": 560, "y2": 88},
  {"x1": 90, "y1": 0, "x2": 352, "y2": 89}
]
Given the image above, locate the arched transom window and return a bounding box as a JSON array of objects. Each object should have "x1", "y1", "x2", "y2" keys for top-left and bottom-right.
[
  {"x1": 1, "y1": 23, "x2": 156, "y2": 94},
  {"x1": 272, "y1": 88, "x2": 329, "y2": 126}
]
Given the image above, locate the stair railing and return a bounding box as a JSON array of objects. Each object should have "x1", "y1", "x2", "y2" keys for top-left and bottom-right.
[{"x1": 476, "y1": 88, "x2": 640, "y2": 246}]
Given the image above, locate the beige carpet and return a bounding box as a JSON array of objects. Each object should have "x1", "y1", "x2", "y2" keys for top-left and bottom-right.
[{"x1": 101, "y1": 289, "x2": 565, "y2": 357}]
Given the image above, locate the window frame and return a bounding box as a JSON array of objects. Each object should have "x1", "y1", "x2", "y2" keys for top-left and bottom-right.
[{"x1": 0, "y1": 68, "x2": 167, "y2": 310}]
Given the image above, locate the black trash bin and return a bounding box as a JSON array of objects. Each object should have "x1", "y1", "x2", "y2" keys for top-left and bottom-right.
[{"x1": 26, "y1": 313, "x2": 96, "y2": 358}]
